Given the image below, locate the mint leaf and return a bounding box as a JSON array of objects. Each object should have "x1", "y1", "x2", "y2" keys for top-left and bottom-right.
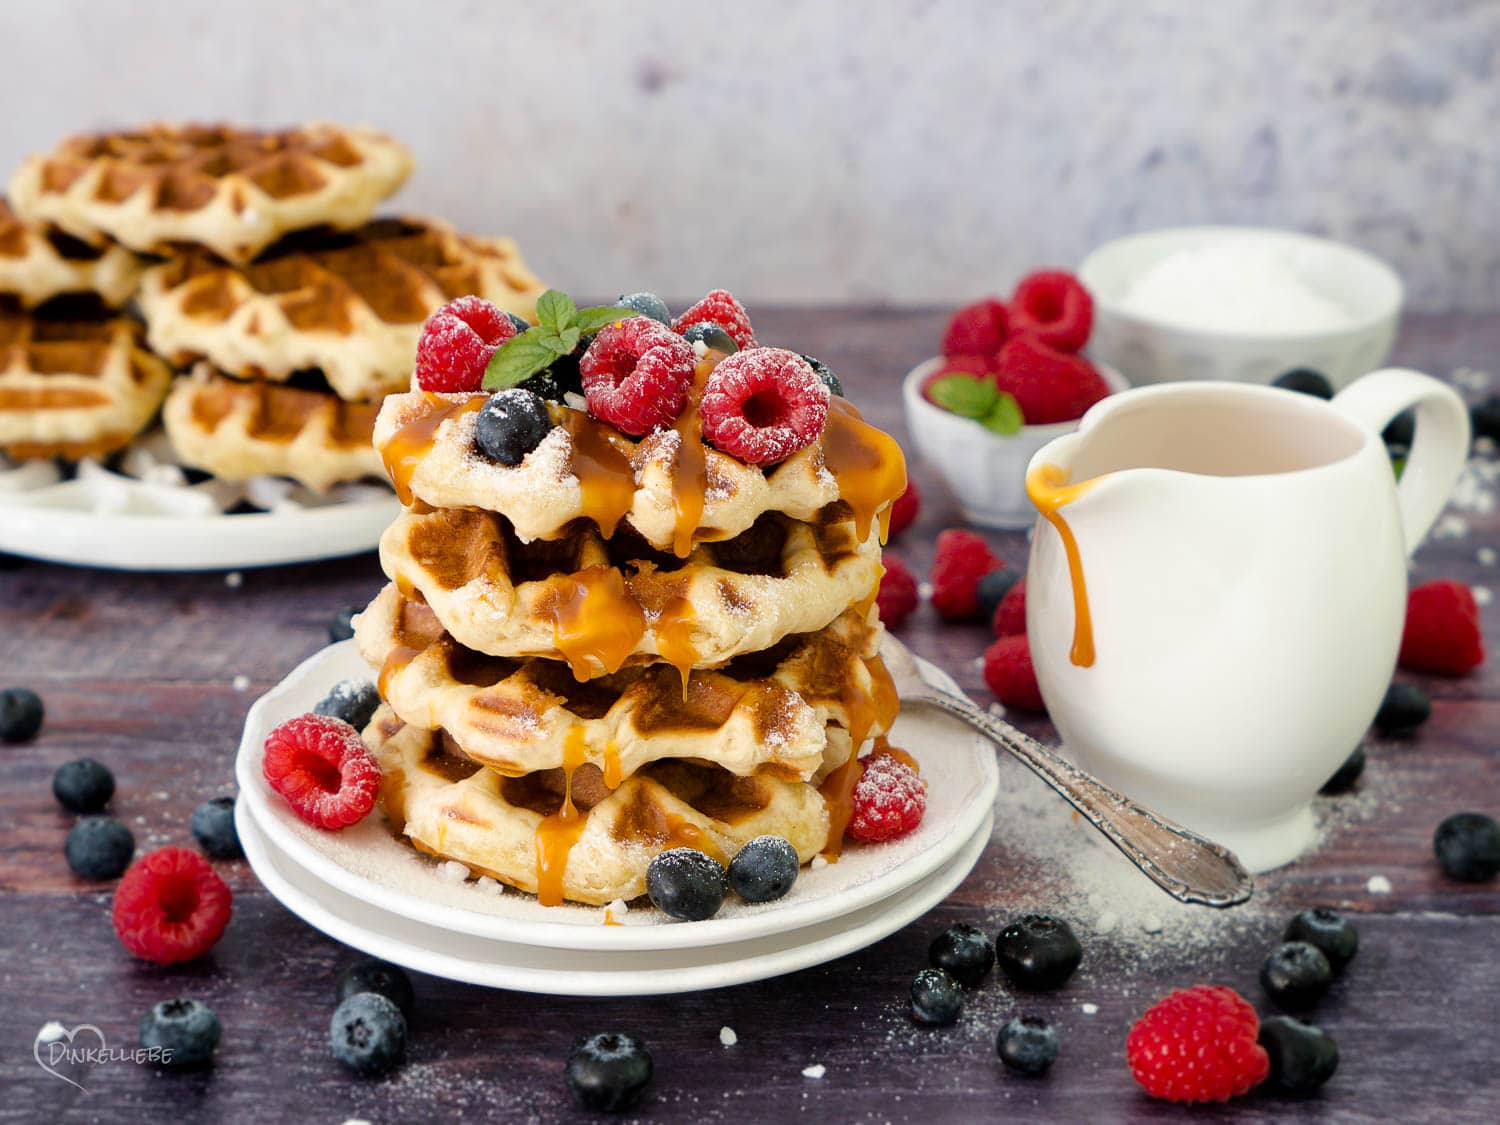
[
  {"x1": 979, "y1": 392, "x2": 1024, "y2": 435},
  {"x1": 483, "y1": 328, "x2": 562, "y2": 390},
  {"x1": 574, "y1": 305, "x2": 638, "y2": 335},
  {"x1": 557, "y1": 325, "x2": 581, "y2": 353},
  {"x1": 534, "y1": 290, "x2": 576, "y2": 334},
  {"x1": 926, "y1": 374, "x2": 998, "y2": 419}
]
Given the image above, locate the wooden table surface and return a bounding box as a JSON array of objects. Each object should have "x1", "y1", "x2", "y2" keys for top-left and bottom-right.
[{"x1": 3, "y1": 309, "x2": 1499, "y2": 1124}]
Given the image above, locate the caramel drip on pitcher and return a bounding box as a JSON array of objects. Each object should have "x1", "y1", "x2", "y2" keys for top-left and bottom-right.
[
  {"x1": 534, "y1": 725, "x2": 589, "y2": 907},
  {"x1": 821, "y1": 397, "x2": 908, "y2": 543},
  {"x1": 381, "y1": 394, "x2": 485, "y2": 506},
  {"x1": 549, "y1": 566, "x2": 647, "y2": 680},
  {"x1": 1025, "y1": 463, "x2": 1101, "y2": 668}
]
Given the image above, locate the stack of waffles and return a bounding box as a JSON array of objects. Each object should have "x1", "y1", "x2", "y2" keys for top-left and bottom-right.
[
  {"x1": 2, "y1": 122, "x2": 546, "y2": 491},
  {"x1": 355, "y1": 319, "x2": 911, "y2": 907}
]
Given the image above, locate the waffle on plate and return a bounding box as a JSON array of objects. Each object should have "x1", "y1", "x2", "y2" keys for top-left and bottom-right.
[{"x1": 0, "y1": 198, "x2": 143, "y2": 308}]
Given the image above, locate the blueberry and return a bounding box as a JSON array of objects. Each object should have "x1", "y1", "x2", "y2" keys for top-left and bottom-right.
[
  {"x1": 140, "y1": 998, "x2": 221, "y2": 1069},
  {"x1": 546, "y1": 347, "x2": 586, "y2": 398},
  {"x1": 996, "y1": 1015, "x2": 1059, "y2": 1076},
  {"x1": 473, "y1": 388, "x2": 554, "y2": 467},
  {"x1": 329, "y1": 992, "x2": 406, "y2": 1076},
  {"x1": 565, "y1": 1032, "x2": 653, "y2": 1113},
  {"x1": 338, "y1": 958, "x2": 416, "y2": 1017},
  {"x1": 800, "y1": 354, "x2": 843, "y2": 396},
  {"x1": 909, "y1": 967, "x2": 963, "y2": 1025},
  {"x1": 506, "y1": 311, "x2": 532, "y2": 335},
  {"x1": 314, "y1": 678, "x2": 381, "y2": 731},
  {"x1": 518, "y1": 367, "x2": 568, "y2": 403},
  {"x1": 329, "y1": 606, "x2": 360, "y2": 643},
  {"x1": 1259, "y1": 1016, "x2": 1339, "y2": 1094},
  {"x1": 616, "y1": 292, "x2": 672, "y2": 326},
  {"x1": 1434, "y1": 812, "x2": 1500, "y2": 882},
  {"x1": 646, "y1": 848, "x2": 727, "y2": 921},
  {"x1": 0, "y1": 687, "x2": 44, "y2": 742},
  {"x1": 995, "y1": 914, "x2": 1082, "y2": 990},
  {"x1": 190, "y1": 796, "x2": 242, "y2": 860},
  {"x1": 52, "y1": 758, "x2": 114, "y2": 813},
  {"x1": 1272, "y1": 369, "x2": 1334, "y2": 399},
  {"x1": 928, "y1": 923, "x2": 995, "y2": 987},
  {"x1": 1261, "y1": 941, "x2": 1333, "y2": 1009},
  {"x1": 1319, "y1": 746, "x2": 1364, "y2": 794},
  {"x1": 975, "y1": 568, "x2": 1022, "y2": 623},
  {"x1": 1374, "y1": 682, "x2": 1430, "y2": 736},
  {"x1": 1285, "y1": 908, "x2": 1358, "y2": 973},
  {"x1": 65, "y1": 816, "x2": 135, "y2": 879},
  {"x1": 1471, "y1": 396, "x2": 1500, "y2": 444},
  {"x1": 681, "y1": 322, "x2": 739, "y2": 354},
  {"x1": 1382, "y1": 409, "x2": 1415, "y2": 450},
  {"x1": 727, "y1": 835, "x2": 799, "y2": 903}
]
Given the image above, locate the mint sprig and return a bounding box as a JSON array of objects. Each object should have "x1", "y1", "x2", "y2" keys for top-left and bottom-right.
[
  {"x1": 926, "y1": 372, "x2": 1025, "y2": 435},
  {"x1": 482, "y1": 289, "x2": 637, "y2": 391}
]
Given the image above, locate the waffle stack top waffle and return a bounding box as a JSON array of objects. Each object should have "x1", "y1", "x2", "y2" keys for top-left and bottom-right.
[{"x1": 355, "y1": 289, "x2": 910, "y2": 906}]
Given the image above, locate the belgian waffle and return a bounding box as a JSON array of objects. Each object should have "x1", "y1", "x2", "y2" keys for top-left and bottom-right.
[
  {"x1": 137, "y1": 218, "x2": 546, "y2": 402},
  {"x1": 10, "y1": 122, "x2": 412, "y2": 264},
  {"x1": 369, "y1": 708, "x2": 838, "y2": 906},
  {"x1": 0, "y1": 198, "x2": 143, "y2": 308},
  {"x1": 161, "y1": 366, "x2": 383, "y2": 490},
  {"x1": 376, "y1": 501, "x2": 883, "y2": 677},
  {"x1": 0, "y1": 305, "x2": 171, "y2": 460}
]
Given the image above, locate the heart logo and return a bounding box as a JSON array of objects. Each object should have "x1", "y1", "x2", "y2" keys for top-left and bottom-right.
[{"x1": 33, "y1": 1022, "x2": 106, "y2": 1093}]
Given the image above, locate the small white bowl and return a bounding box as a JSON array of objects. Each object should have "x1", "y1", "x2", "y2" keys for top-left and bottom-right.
[
  {"x1": 901, "y1": 357, "x2": 1128, "y2": 529},
  {"x1": 1079, "y1": 226, "x2": 1403, "y2": 390}
]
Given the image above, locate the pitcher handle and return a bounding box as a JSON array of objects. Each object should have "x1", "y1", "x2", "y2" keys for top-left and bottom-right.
[{"x1": 1332, "y1": 368, "x2": 1470, "y2": 555}]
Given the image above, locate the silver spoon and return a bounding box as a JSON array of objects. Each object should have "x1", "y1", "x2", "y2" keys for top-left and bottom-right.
[{"x1": 881, "y1": 635, "x2": 1253, "y2": 908}]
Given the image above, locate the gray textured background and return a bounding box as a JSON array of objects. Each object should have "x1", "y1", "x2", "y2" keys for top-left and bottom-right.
[{"x1": 1, "y1": 0, "x2": 1496, "y2": 309}]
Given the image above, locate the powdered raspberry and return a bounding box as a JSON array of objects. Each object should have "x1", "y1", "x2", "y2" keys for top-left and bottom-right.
[
  {"x1": 876, "y1": 557, "x2": 919, "y2": 629},
  {"x1": 579, "y1": 316, "x2": 695, "y2": 436},
  {"x1": 920, "y1": 354, "x2": 993, "y2": 403},
  {"x1": 1400, "y1": 579, "x2": 1485, "y2": 675},
  {"x1": 888, "y1": 480, "x2": 921, "y2": 539},
  {"x1": 847, "y1": 751, "x2": 926, "y2": 842},
  {"x1": 1008, "y1": 270, "x2": 1093, "y2": 353},
  {"x1": 262, "y1": 714, "x2": 381, "y2": 830},
  {"x1": 672, "y1": 288, "x2": 757, "y2": 350},
  {"x1": 112, "y1": 846, "x2": 232, "y2": 964},
  {"x1": 983, "y1": 634, "x2": 1044, "y2": 711},
  {"x1": 993, "y1": 335, "x2": 1110, "y2": 425},
  {"x1": 700, "y1": 348, "x2": 829, "y2": 465},
  {"x1": 941, "y1": 298, "x2": 1008, "y2": 361},
  {"x1": 992, "y1": 576, "x2": 1027, "y2": 637},
  {"x1": 930, "y1": 529, "x2": 1002, "y2": 620},
  {"x1": 413, "y1": 296, "x2": 519, "y2": 393},
  {"x1": 1127, "y1": 985, "x2": 1270, "y2": 1103}
]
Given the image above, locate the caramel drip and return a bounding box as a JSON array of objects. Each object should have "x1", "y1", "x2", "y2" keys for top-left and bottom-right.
[
  {"x1": 819, "y1": 654, "x2": 896, "y2": 860},
  {"x1": 818, "y1": 754, "x2": 864, "y2": 863},
  {"x1": 563, "y1": 411, "x2": 636, "y2": 538},
  {"x1": 821, "y1": 397, "x2": 908, "y2": 543},
  {"x1": 867, "y1": 654, "x2": 900, "y2": 733},
  {"x1": 667, "y1": 358, "x2": 716, "y2": 557},
  {"x1": 602, "y1": 742, "x2": 623, "y2": 790},
  {"x1": 549, "y1": 565, "x2": 648, "y2": 680},
  {"x1": 602, "y1": 909, "x2": 621, "y2": 926},
  {"x1": 534, "y1": 725, "x2": 589, "y2": 907},
  {"x1": 1025, "y1": 463, "x2": 1101, "y2": 668},
  {"x1": 661, "y1": 813, "x2": 726, "y2": 864},
  {"x1": 377, "y1": 644, "x2": 421, "y2": 699},
  {"x1": 380, "y1": 393, "x2": 484, "y2": 506},
  {"x1": 872, "y1": 736, "x2": 919, "y2": 775},
  {"x1": 653, "y1": 596, "x2": 699, "y2": 698}
]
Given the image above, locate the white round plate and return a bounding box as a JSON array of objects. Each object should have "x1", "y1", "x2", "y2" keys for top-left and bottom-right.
[
  {"x1": 237, "y1": 795, "x2": 994, "y2": 996},
  {"x1": 237, "y1": 640, "x2": 1000, "y2": 952}
]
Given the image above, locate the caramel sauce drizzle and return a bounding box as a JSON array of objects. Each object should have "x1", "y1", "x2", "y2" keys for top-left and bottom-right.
[
  {"x1": 1025, "y1": 463, "x2": 1101, "y2": 668},
  {"x1": 602, "y1": 742, "x2": 623, "y2": 790},
  {"x1": 667, "y1": 356, "x2": 716, "y2": 558},
  {"x1": 562, "y1": 411, "x2": 636, "y2": 538},
  {"x1": 377, "y1": 644, "x2": 421, "y2": 699},
  {"x1": 534, "y1": 725, "x2": 589, "y2": 907},
  {"x1": 380, "y1": 393, "x2": 485, "y2": 506},
  {"x1": 603, "y1": 909, "x2": 621, "y2": 926},
  {"x1": 653, "y1": 596, "x2": 699, "y2": 698},
  {"x1": 549, "y1": 565, "x2": 647, "y2": 680},
  {"x1": 821, "y1": 397, "x2": 908, "y2": 543},
  {"x1": 661, "y1": 813, "x2": 726, "y2": 864},
  {"x1": 818, "y1": 653, "x2": 901, "y2": 859}
]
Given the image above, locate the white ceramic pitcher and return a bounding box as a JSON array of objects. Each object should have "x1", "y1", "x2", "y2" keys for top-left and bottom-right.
[{"x1": 1024, "y1": 370, "x2": 1470, "y2": 872}]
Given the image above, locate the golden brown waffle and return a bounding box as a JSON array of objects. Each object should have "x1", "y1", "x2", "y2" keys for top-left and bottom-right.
[
  {"x1": 369, "y1": 708, "x2": 838, "y2": 906},
  {"x1": 161, "y1": 366, "x2": 383, "y2": 490},
  {"x1": 137, "y1": 218, "x2": 545, "y2": 401},
  {"x1": 0, "y1": 305, "x2": 171, "y2": 460},
  {"x1": 377, "y1": 501, "x2": 883, "y2": 678},
  {"x1": 0, "y1": 198, "x2": 143, "y2": 308},
  {"x1": 10, "y1": 122, "x2": 412, "y2": 264},
  {"x1": 357, "y1": 587, "x2": 893, "y2": 781}
]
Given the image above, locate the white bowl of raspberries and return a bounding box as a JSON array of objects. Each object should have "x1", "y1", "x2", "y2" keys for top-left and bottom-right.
[{"x1": 902, "y1": 270, "x2": 1125, "y2": 529}]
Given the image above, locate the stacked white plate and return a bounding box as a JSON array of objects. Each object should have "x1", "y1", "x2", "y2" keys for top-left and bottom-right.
[{"x1": 236, "y1": 642, "x2": 1000, "y2": 996}]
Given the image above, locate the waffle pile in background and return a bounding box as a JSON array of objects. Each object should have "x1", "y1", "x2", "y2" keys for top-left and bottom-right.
[
  {"x1": 354, "y1": 288, "x2": 913, "y2": 907},
  {"x1": 0, "y1": 121, "x2": 545, "y2": 506}
]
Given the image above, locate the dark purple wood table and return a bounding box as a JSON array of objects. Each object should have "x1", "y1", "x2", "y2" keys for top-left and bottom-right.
[{"x1": 3, "y1": 310, "x2": 1499, "y2": 1124}]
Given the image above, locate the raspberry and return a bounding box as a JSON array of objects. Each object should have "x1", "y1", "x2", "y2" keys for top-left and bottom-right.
[
  {"x1": 876, "y1": 557, "x2": 919, "y2": 629},
  {"x1": 413, "y1": 296, "x2": 518, "y2": 393},
  {"x1": 920, "y1": 354, "x2": 993, "y2": 403},
  {"x1": 700, "y1": 348, "x2": 829, "y2": 465},
  {"x1": 993, "y1": 335, "x2": 1110, "y2": 425},
  {"x1": 1127, "y1": 985, "x2": 1270, "y2": 1103},
  {"x1": 941, "y1": 298, "x2": 1008, "y2": 361},
  {"x1": 672, "y1": 288, "x2": 757, "y2": 350},
  {"x1": 930, "y1": 529, "x2": 1001, "y2": 620},
  {"x1": 1399, "y1": 579, "x2": 1485, "y2": 676},
  {"x1": 1008, "y1": 270, "x2": 1093, "y2": 353},
  {"x1": 847, "y1": 750, "x2": 926, "y2": 842},
  {"x1": 983, "y1": 634, "x2": 1044, "y2": 711},
  {"x1": 991, "y1": 576, "x2": 1027, "y2": 637},
  {"x1": 112, "y1": 847, "x2": 232, "y2": 964},
  {"x1": 887, "y1": 480, "x2": 921, "y2": 539},
  {"x1": 262, "y1": 714, "x2": 381, "y2": 830},
  {"x1": 579, "y1": 317, "x2": 695, "y2": 436}
]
